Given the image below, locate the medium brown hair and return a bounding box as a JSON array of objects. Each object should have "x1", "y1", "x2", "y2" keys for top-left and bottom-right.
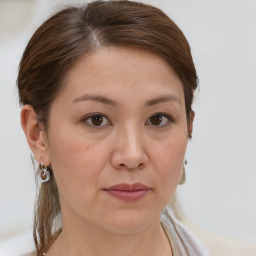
[{"x1": 17, "y1": 1, "x2": 198, "y2": 254}]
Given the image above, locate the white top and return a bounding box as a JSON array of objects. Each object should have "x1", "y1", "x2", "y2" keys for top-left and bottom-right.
[{"x1": 161, "y1": 207, "x2": 211, "y2": 256}]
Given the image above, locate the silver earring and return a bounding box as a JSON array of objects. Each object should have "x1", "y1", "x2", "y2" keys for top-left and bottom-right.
[
  {"x1": 40, "y1": 162, "x2": 50, "y2": 183},
  {"x1": 179, "y1": 160, "x2": 187, "y2": 185}
]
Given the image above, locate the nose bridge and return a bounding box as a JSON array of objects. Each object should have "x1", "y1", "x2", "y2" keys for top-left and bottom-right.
[
  {"x1": 123, "y1": 122, "x2": 142, "y2": 150},
  {"x1": 111, "y1": 121, "x2": 148, "y2": 169},
  {"x1": 118, "y1": 121, "x2": 145, "y2": 159}
]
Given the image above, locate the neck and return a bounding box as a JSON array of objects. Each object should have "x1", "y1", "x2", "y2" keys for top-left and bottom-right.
[{"x1": 47, "y1": 214, "x2": 172, "y2": 256}]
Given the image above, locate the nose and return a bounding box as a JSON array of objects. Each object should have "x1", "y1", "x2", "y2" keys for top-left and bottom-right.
[{"x1": 111, "y1": 125, "x2": 149, "y2": 170}]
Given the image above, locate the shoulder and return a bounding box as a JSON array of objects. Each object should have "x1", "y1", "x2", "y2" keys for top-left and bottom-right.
[
  {"x1": 161, "y1": 208, "x2": 211, "y2": 256},
  {"x1": 161, "y1": 207, "x2": 256, "y2": 256},
  {"x1": 182, "y1": 218, "x2": 256, "y2": 256}
]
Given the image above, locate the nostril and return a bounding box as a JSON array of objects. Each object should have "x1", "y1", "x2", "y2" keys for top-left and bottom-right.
[{"x1": 118, "y1": 162, "x2": 144, "y2": 169}]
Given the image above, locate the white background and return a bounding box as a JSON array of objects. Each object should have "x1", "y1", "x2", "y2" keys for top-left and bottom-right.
[{"x1": 0, "y1": 0, "x2": 255, "y2": 244}]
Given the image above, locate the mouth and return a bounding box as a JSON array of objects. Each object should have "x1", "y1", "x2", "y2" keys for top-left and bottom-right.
[{"x1": 103, "y1": 183, "x2": 152, "y2": 202}]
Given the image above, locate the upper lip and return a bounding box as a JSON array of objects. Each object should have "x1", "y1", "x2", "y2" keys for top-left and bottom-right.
[{"x1": 104, "y1": 183, "x2": 151, "y2": 191}]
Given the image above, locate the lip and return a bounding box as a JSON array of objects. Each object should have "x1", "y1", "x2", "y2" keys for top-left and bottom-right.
[{"x1": 103, "y1": 183, "x2": 151, "y2": 202}]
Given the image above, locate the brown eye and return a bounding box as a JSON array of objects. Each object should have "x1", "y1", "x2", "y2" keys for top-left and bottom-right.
[
  {"x1": 83, "y1": 114, "x2": 110, "y2": 127},
  {"x1": 91, "y1": 115, "x2": 103, "y2": 126},
  {"x1": 150, "y1": 114, "x2": 162, "y2": 125},
  {"x1": 147, "y1": 113, "x2": 173, "y2": 127}
]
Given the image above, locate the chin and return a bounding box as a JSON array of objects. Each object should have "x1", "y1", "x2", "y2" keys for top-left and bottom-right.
[{"x1": 99, "y1": 211, "x2": 159, "y2": 234}]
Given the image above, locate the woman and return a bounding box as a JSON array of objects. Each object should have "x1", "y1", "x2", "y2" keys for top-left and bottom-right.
[{"x1": 18, "y1": 1, "x2": 210, "y2": 255}]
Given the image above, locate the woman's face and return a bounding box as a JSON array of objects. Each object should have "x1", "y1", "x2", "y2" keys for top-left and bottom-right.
[{"x1": 44, "y1": 46, "x2": 189, "y2": 233}]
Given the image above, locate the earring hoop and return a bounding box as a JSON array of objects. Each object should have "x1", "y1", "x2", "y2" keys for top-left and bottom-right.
[
  {"x1": 40, "y1": 162, "x2": 50, "y2": 183},
  {"x1": 179, "y1": 160, "x2": 187, "y2": 185}
]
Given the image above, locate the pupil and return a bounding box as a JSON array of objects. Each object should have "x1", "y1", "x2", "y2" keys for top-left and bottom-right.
[
  {"x1": 150, "y1": 115, "x2": 162, "y2": 125},
  {"x1": 92, "y1": 115, "x2": 103, "y2": 126}
]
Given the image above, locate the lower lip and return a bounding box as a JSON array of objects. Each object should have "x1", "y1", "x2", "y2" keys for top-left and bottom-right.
[{"x1": 104, "y1": 189, "x2": 150, "y2": 202}]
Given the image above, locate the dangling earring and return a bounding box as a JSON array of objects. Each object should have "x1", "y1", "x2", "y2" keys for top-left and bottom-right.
[
  {"x1": 179, "y1": 160, "x2": 187, "y2": 185},
  {"x1": 40, "y1": 162, "x2": 50, "y2": 183}
]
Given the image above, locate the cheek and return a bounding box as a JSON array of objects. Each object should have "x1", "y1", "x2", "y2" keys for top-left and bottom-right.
[
  {"x1": 47, "y1": 127, "x2": 108, "y2": 200},
  {"x1": 151, "y1": 134, "x2": 187, "y2": 193}
]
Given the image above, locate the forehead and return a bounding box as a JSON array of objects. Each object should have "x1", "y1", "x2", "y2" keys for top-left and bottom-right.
[{"x1": 58, "y1": 46, "x2": 184, "y2": 105}]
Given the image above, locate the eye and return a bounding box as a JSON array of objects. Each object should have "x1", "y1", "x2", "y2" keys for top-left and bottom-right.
[
  {"x1": 146, "y1": 113, "x2": 173, "y2": 127},
  {"x1": 82, "y1": 113, "x2": 110, "y2": 127}
]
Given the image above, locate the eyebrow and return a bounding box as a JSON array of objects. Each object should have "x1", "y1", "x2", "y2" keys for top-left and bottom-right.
[
  {"x1": 73, "y1": 93, "x2": 181, "y2": 107},
  {"x1": 145, "y1": 94, "x2": 181, "y2": 107},
  {"x1": 73, "y1": 94, "x2": 118, "y2": 106}
]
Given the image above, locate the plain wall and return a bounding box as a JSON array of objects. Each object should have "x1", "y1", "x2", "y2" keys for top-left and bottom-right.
[{"x1": 0, "y1": 0, "x2": 255, "y2": 243}]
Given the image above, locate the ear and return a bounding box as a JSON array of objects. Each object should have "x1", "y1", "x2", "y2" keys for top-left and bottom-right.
[
  {"x1": 188, "y1": 110, "x2": 195, "y2": 138},
  {"x1": 20, "y1": 105, "x2": 50, "y2": 166}
]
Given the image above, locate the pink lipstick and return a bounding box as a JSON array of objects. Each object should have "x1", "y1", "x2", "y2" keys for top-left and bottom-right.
[{"x1": 104, "y1": 183, "x2": 151, "y2": 202}]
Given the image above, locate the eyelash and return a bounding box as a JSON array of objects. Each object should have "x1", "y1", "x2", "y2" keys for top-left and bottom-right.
[
  {"x1": 81, "y1": 112, "x2": 174, "y2": 128},
  {"x1": 82, "y1": 113, "x2": 111, "y2": 128}
]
